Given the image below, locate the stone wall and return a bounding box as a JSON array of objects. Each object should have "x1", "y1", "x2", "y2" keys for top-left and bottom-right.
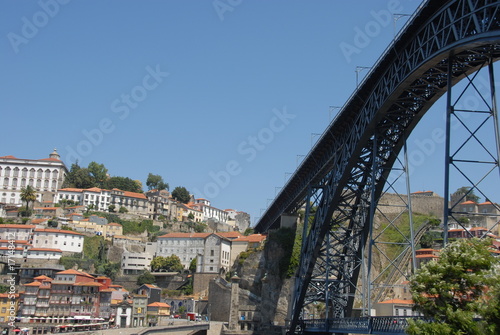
[
  {"x1": 377, "y1": 192, "x2": 444, "y2": 218},
  {"x1": 208, "y1": 278, "x2": 232, "y2": 322},
  {"x1": 193, "y1": 273, "x2": 219, "y2": 296}
]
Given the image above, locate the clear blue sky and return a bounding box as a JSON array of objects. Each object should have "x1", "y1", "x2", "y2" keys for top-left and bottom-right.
[{"x1": 1, "y1": 0, "x2": 497, "y2": 225}]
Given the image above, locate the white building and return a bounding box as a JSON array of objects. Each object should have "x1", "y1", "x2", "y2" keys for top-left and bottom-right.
[
  {"x1": 57, "y1": 187, "x2": 111, "y2": 212},
  {"x1": 122, "y1": 242, "x2": 156, "y2": 275},
  {"x1": 156, "y1": 232, "x2": 232, "y2": 273},
  {"x1": 374, "y1": 299, "x2": 417, "y2": 317},
  {"x1": 0, "y1": 149, "x2": 68, "y2": 205},
  {"x1": 0, "y1": 224, "x2": 36, "y2": 241},
  {"x1": 26, "y1": 247, "x2": 62, "y2": 260},
  {"x1": 197, "y1": 233, "x2": 231, "y2": 273},
  {"x1": 32, "y1": 228, "x2": 84, "y2": 254},
  {"x1": 191, "y1": 199, "x2": 229, "y2": 223}
]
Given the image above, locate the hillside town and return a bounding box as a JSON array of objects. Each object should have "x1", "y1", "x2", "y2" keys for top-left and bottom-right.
[
  {"x1": 0, "y1": 150, "x2": 267, "y2": 332},
  {"x1": 0, "y1": 150, "x2": 499, "y2": 334}
]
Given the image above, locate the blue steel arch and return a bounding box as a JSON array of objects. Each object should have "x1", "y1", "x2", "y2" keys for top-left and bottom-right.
[{"x1": 254, "y1": 0, "x2": 500, "y2": 333}]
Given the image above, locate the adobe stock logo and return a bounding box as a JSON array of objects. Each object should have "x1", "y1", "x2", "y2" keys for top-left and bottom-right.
[
  {"x1": 7, "y1": 0, "x2": 71, "y2": 54},
  {"x1": 339, "y1": 0, "x2": 404, "y2": 64},
  {"x1": 192, "y1": 106, "x2": 295, "y2": 199},
  {"x1": 213, "y1": 0, "x2": 242, "y2": 21}
]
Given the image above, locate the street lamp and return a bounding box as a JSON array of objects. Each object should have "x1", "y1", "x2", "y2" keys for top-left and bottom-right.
[{"x1": 355, "y1": 66, "x2": 371, "y2": 87}]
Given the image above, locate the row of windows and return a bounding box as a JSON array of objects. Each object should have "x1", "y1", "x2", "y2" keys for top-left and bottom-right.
[
  {"x1": 0, "y1": 167, "x2": 59, "y2": 179},
  {"x1": 158, "y1": 248, "x2": 203, "y2": 254},
  {"x1": 3, "y1": 178, "x2": 58, "y2": 189},
  {"x1": 159, "y1": 239, "x2": 204, "y2": 246}
]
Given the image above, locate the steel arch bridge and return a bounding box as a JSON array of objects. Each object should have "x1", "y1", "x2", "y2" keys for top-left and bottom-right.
[{"x1": 254, "y1": 0, "x2": 500, "y2": 334}]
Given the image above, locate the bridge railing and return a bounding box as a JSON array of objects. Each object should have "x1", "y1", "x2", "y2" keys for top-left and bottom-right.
[{"x1": 300, "y1": 316, "x2": 429, "y2": 334}]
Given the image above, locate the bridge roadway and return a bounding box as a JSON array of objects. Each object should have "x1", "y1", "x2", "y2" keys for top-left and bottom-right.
[{"x1": 254, "y1": 0, "x2": 500, "y2": 334}]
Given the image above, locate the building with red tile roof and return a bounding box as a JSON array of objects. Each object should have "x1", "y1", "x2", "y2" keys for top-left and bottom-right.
[
  {"x1": 32, "y1": 228, "x2": 84, "y2": 253},
  {"x1": 27, "y1": 248, "x2": 63, "y2": 260},
  {"x1": 157, "y1": 232, "x2": 232, "y2": 273}
]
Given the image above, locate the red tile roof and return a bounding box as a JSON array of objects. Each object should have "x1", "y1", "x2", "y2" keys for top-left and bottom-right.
[
  {"x1": 378, "y1": 299, "x2": 413, "y2": 304},
  {"x1": 123, "y1": 191, "x2": 147, "y2": 199},
  {"x1": 56, "y1": 269, "x2": 94, "y2": 278},
  {"x1": 158, "y1": 232, "x2": 211, "y2": 239},
  {"x1": 233, "y1": 234, "x2": 267, "y2": 243},
  {"x1": 58, "y1": 188, "x2": 84, "y2": 193},
  {"x1": 217, "y1": 232, "x2": 243, "y2": 239},
  {"x1": 0, "y1": 224, "x2": 35, "y2": 229},
  {"x1": 28, "y1": 248, "x2": 63, "y2": 253},
  {"x1": 24, "y1": 282, "x2": 42, "y2": 287},
  {"x1": 147, "y1": 302, "x2": 171, "y2": 307},
  {"x1": 0, "y1": 293, "x2": 18, "y2": 298},
  {"x1": 34, "y1": 228, "x2": 83, "y2": 236},
  {"x1": 86, "y1": 187, "x2": 104, "y2": 193},
  {"x1": 0, "y1": 240, "x2": 29, "y2": 244}
]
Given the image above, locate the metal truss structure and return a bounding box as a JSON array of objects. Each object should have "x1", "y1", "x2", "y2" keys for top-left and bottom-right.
[{"x1": 254, "y1": 1, "x2": 500, "y2": 334}]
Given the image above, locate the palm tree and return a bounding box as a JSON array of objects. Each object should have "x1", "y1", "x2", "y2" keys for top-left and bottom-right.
[{"x1": 20, "y1": 185, "x2": 36, "y2": 217}]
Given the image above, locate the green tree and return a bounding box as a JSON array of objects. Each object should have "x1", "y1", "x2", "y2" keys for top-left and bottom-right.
[
  {"x1": 419, "y1": 232, "x2": 434, "y2": 248},
  {"x1": 151, "y1": 255, "x2": 183, "y2": 272},
  {"x1": 119, "y1": 206, "x2": 128, "y2": 213},
  {"x1": 20, "y1": 185, "x2": 36, "y2": 217},
  {"x1": 172, "y1": 186, "x2": 190, "y2": 204},
  {"x1": 88, "y1": 161, "x2": 108, "y2": 188},
  {"x1": 408, "y1": 238, "x2": 500, "y2": 335},
  {"x1": 63, "y1": 163, "x2": 94, "y2": 189},
  {"x1": 97, "y1": 262, "x2": 120, "y2": 280},
  {"x1": 189, "y1": 257, "x2": 197, "y2": 273},
  {"x1": 164, "y1": 255, "x2": 184, "y2": 272},
  {"x1": 137, "y1": 271, "x2": 156, "y2": 285},
  {"x1": 146, "y1": 173, "x2": 169, "y2": 191},
  {"x1": 108, "y1": 204, "x2": 116, "y2": 212},
  {"x1": 151, "y1": 256, "x2": 167, "y2": 271},
  {"x1": 105, "y1": 176, "x2": 143, "y2": 193}
]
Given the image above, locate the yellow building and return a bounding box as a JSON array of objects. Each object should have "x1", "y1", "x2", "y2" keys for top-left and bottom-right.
[
  {"x1": 147, "y1": 302, "x2": 171, "y2": 326},
  {"x1": 72, "y1": 219, "x2": 123, "y2": 240},
  {"x1": 0, "y1": 293, "x2": 19, "y2": 324},
  {"x1": 104, "y1": 222, "x2": 123, "y2": 238}
]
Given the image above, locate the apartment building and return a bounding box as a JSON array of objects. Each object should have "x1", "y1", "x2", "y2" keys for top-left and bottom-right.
[
  {"x1": 32, "y1": 228, "x2": 84, "y2": 254},
  {"x1": 19, "y1": 270, "x2": 113, "y2": 324},
  {"x1": 121, "y1": 242, "x2": 156, "y2": 275},
  {"x1": 191, "y1": 199, "x2": 229, "y2": 223},
  {"x1": 156, "y1": 232, "x2": 231, "y2": 273},
  {"x1": 57, "y1": 187, "x2": 149, "y2": 215}
]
